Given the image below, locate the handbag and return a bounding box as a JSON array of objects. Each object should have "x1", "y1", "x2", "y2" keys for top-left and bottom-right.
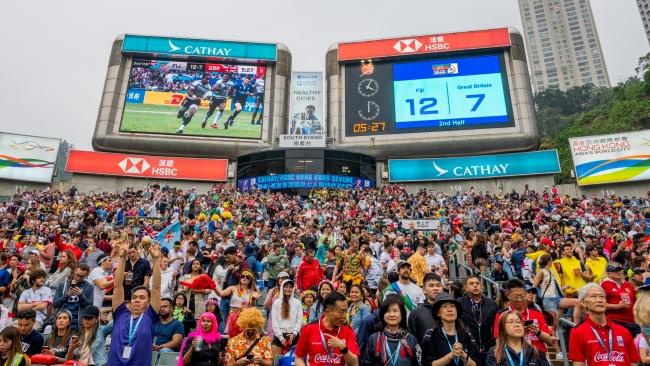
[{"x1": 235, "y1": 336, "x2": 263, "y2": 361}]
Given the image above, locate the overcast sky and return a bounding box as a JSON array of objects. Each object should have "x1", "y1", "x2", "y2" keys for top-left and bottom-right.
[{"x1": 0, "y1": 0, "x2": 647, "y2": 149}]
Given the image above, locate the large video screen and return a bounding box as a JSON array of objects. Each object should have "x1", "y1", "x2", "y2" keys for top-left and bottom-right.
[
  {"x1": 344, "y1": 53, "x2": 514, "y2": 136},
  {"x1": 121, "y1": 59, "x2": 266, "y2": 139}
]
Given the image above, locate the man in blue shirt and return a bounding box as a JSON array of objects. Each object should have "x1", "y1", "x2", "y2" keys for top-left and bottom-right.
[
  {"x1": 108, "y1": 240, "x2": 162, "y2": 366},
  {"x1": 153, "y1": 298, "x2": 184, "y2": 354},
  {"x1": 0, "y1": 253, "x2": 11, "y2": 296}
]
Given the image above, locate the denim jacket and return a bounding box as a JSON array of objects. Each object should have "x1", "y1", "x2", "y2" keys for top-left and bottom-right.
[{"x1": 81, "y1": 321, "x2": 113, "y2": 366}]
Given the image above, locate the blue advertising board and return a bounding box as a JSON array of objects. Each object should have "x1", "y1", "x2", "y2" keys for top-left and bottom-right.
[
  {"x1": 122, "y1": 35, "x2": 277, "y2": 61},
  {"x1": 389, "y1": 150, "x2": 560, "y2": 182},
  {"x1": 238, "y1": 174, "x2": 375, "y2": 191}
]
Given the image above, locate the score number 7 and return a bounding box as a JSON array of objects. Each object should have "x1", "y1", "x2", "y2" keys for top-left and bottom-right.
[{"x1": 466, "y1": 94, "x2": 485, "y2": 112}]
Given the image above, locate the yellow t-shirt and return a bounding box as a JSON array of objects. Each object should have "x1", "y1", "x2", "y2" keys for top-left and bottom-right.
[
  {"x1": 586, "y1": 256, "x2": 607, "y2": 284},
  {"x1": 555, "y1": 256, "x2": 587, "y2": 295},
  {"x1": 407, "y1": 252, "x2": 429, "y2": 286}
]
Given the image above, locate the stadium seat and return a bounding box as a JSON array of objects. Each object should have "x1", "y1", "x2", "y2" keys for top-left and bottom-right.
[{"x1": 157, "y1": 351, "x2": 180, "y2": 366}]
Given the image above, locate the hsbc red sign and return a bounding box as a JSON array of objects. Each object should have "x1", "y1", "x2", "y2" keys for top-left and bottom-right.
[
  {"x1": 65, "y1": 150, "x2": 228, "y2": 181},
  {"x1": 338, "y1": 28, "x2": 511, "y2": 61}
]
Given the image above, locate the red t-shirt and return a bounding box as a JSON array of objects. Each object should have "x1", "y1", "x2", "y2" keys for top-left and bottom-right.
[
  {"x1": 600, "y1": 279, "x2": 636, "y2": 324},
  {"x1": 295, "y1": 318, "x2": 359, "y2": 366},
  {"x1": 494, "y1": 307, "x2": 550, "y2": 353},
  {"x1": 568, "y1": 315, "x2": 639, "y2": 365}
]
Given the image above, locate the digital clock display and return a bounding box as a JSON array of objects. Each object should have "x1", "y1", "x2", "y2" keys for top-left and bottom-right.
[{"x1": 344, "y1": 53, "x2": 514, "y2": 136}]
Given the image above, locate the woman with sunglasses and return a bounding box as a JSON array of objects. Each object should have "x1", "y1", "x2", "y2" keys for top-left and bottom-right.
[
  {"x1": 215, "y1": 270, "x2": 260, "y2": 337},
  {"x1": 486, "y1": 310, "x2": 548, "y2": 366}
]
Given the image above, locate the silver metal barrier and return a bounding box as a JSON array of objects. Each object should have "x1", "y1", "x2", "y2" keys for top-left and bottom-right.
[
  {"x1": 479, "y1": 274, "x2": 501, "y2": 299},
  {"x1": 556, "y1": 317, "x2": 576, "y2": 366}
]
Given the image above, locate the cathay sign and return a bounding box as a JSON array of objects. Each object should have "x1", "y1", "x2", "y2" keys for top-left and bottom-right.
[
  {"x1": 122, "y1": 35, "x2": 277, "y2": 61},
  {"x1": 389, "y1": 150, "x2": 560, "y2": 182}
]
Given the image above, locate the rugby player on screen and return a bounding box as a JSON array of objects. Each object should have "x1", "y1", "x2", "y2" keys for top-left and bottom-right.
[
  {"x1": 249, "y1": 77, "x2": 265, "y2": 125},
  {"x1": 202, "y1": 73, "x2": 235, "y2": 129},
  {"x1": 175, "y1": 73, "x2": 211, "y2": 134},
  {"x1": 224, "y1": 77, "x2": 254, "y2": 129}
]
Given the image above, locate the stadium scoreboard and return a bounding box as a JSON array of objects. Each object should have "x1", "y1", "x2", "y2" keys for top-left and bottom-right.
[
  {"x1": 327, "y1": 28, "x2": 538, "y2": 158},
  {"x1": 93, "y1": 34, "x2": 292, "y2": 159}
]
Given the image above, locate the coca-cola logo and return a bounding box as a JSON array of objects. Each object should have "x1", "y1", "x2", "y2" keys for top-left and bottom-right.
[
  {"x1": 313, "y1": 353, "x2": 343, "y2": 364},
  {"x1": 594, "y1": 351, "x2": 625, "y2": 363}
]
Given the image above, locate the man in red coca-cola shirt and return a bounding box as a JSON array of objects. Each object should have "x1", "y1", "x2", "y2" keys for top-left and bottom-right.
[
  {"x1": 568, "y1": 283, "x2": 639, "y2": 366},
  {"x1": 295, "y1": 292, "x2": 359, "y2": 366}
]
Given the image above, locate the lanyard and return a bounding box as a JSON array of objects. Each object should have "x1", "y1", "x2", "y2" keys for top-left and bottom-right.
[
  {"x1": 128, "y1": 314, "x2": 144, "y2": 345},
  {"x1": 505, "y1": 348, "x2": 524, "y2": 366},
  {"x1": 442, "y1": 328, "x2": 460, "y2": 366},
  {"x1": 383, "y1": 336, "x2": 402, "y2": 366},
  {"x1": 318, "y1": 322, "x2": 341, "y2": 366},
  {"x1": 590, "y1": 326, "x2": 613, "y2": 361}
]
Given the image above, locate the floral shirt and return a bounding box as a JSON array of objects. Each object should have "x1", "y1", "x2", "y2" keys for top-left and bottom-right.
[
  {"x1": 336, "y1": 249, "x2": 366, "y2": 277},
  {"x1": 224, "y1": 333, "x2": 273, "y2": 365}
]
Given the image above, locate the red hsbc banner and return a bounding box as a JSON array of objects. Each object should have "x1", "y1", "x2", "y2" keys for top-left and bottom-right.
[
  {"x1": 338, "y1": 28, "x2": 511, "y2": 61},
  {"x1": 65, "y1": 150, "x2": 228, "y2": 181}
]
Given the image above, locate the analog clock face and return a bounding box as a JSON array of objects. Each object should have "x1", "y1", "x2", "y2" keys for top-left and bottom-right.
[
  {"x1": 358, "y1": 101, "x2": 380, "y2": 120},
  {"x1": 357, "y1": 78, "x2": 379, "y2": 97}
]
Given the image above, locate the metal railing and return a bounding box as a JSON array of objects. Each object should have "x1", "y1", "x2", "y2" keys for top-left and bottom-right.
[
  {"x1": 556, "y1": 317, "x2": 576, "y2": 366},
  {"x1": 479, "y1": 274, "x2": 502, "y2": 299}
]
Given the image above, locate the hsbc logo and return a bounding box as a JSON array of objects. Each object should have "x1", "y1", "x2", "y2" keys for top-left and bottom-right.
[
  {"x1": 393, "y1": 39, "x2": 423, "y2": 53},
  {"x1": 118, "y1": 157, "x2": 151, "y2": 174}
]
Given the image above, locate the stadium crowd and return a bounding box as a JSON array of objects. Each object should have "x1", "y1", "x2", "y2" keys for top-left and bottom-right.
[{"x1": 0, "y1": 183, "x2": 648, "y2": 366}]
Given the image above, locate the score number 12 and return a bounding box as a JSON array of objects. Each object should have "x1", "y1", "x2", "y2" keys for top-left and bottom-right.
[{"x1": 404, "y1": 94, "x2": 485, "y2": 115}]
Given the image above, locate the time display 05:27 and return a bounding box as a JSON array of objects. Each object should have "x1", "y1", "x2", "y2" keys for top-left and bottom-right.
[{"x1": 344, "y1": 53, "x2": 514, "y2": 136}]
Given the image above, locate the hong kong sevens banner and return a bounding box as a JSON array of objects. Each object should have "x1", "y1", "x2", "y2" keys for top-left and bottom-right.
[{"x1": 569, "y1": 129, "x2": 650, "y2": 185}]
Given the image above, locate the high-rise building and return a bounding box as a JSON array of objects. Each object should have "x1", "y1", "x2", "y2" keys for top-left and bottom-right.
[
  {"x1": 517, "y1": 0, "x2": 610, "y2": 92},
  {"x1": 638, "y1": 0, "x2": 650, "y2": 44}
]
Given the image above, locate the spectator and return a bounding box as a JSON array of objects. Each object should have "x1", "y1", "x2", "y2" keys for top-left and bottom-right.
[
  {"x1": 265, "y1": 243, "x2": 289, "y2": 289},
  {"x1": 458, "y1": 275, "x2": 498, "y2": 359},
  {"x1": 66, "y1": 305, "x2": 112, "y2": 366},
  {"x1": 153, "y1": 297, "x2": 184, "y2": 353},
  {"x1": 41, "y1": 310, "x2": 74, "y2": 363},
  {"x1": 347, "y1": 284, "x2": 371, "y2": 335},
  {"x1": 295, "y1": 247, "x2": 324, "y2": 292},
  {"x1": 220, "y1": 246, "x2": 247, "y2": 325},
  {"x1": 179, "y1": 312, "x2": 223, "y2": 365},
  {"x1": 494, "y1": 279, "x2": 553, "y2": 356},
  {"x1": 554, "y1": 243, "x2": 591, "y2": 298},
  {"x1": 383, "y1": 261, "x2": 425, "y2": 315},
  {"x1": 601, "y1": 262, "x2": 640, "y2": 337},
  {"x1": 407, "y1": 243, "x2": 429, "y2": 286},
  {"x1": 0, "y1": 326, "x2": 29, "y2": 366},
  {"x1": 309, "y1": 280, "x2": 334, "y2": 322},
  {"x1": 0, "y1": 253, "x2": 11, "y2": 299},
  {"x1": 408, "y1": 272, "x2": 443, "y2": 344},
  {"x1": 17, "y1": 269, "x2": 52, "y2": 330},
  {"x1": 123, "y1": 244, "x2": 152, "y2": 300},
  {"x1": 15, "y1": 309, "x2": 44, "y2": 356},
  {"x1": 53, "y1": 264, "x2": 93, "y2": 330},
  {"x1": 486, "y1": 310, "x2": 547, "y2": 366},
  {"x1": 224, "y1": 308, "x2": 273, "y2": 366},
  {"x1": 295, "y1": 292, "x2": 360, "y2": 366},
  {"x1": 87, "y1": 254, "x2": 114, "y2": 308},
  {"x1": 107, "y1": 241, "x2": 162, "y2": 366},
  {"x1": 179, "y1": 259, "x2": 209, "y2": 319},
  {"x1": 40, "y1": 235, "x2": 56, "y2": 272},
  {"x1": 568, "y1": 283, "x2": 639, "y2": 365},
  {"x1": 45, "y1": 250, "x2": 76, "y2": 291},
  {"x1": 421, "y1": 293, "x2": 480, "y2": 366},
  {"x1": 585, "y1": 244, "x2": 607, "y2": 284},
  {"x1": 532, "y1": 254, "x2": 582, "y2": 325},
  {"x1": 491, "y1": 260, "x2": 509, "y2": 282},
  {"x1": 425, "y1": 242, "x2": 447, "y2": 277},
  {"x1": 361, "y1": 295, "x2": 419, "y2": 366},
  {"x1": 270, "y1": 280, "x2": 302, "y2": 355},
  {"x1": 215, "y1": 270, "x2": 260, "y2": 337}
]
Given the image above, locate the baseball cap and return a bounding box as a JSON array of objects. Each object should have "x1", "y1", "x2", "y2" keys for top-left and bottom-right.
[
  {"x1": 397, "y1": 260, "x2": 411, "y2": 269},
  {"x1": 633, "y1": 268, "x2": 646, "y2": 275},
  {"x1": 278, "y1": 271, "x2": 290, "y2": 279},
  {"x1": 81, "y1": 306, "x2": 100, "y2": 318},
  {"x1": 605, "y1": 263, "x2": 624, "y2": 272},
  {"x1": 29, "y1": 249, "x2": 40, "y2": 255}
]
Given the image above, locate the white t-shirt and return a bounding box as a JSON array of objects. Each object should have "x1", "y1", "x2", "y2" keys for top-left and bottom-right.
[
  {"x1": 425, "y1": 253, "x2": 445, "y2": 271},
  {"x1": 386, "y1": 281, "x2": 425, "y2": 312},
  {"x1": 88, "y1": 267, "x2": 111, "y2": 308},
  {"x1": 18, "y1": 286, "x2": 53, "y2": 323}
]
